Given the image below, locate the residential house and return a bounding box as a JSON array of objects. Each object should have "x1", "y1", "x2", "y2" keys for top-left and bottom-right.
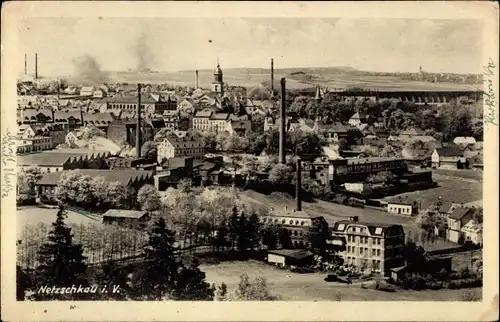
[
  {"x1": 16, "y1": 136, "x2": 53, "y2": 153},
  {"x1": 431, "y1": 145, "x2": 466, "y2": 169},
  {"x1": 157, "y1": 135, "x2": 205, "y2": 163},
  {"x1": 177, "y1": 98, "x2": 195, "y2": 113},
  {"x1": 437, "y1": 201, "x2": 460, "y2": 218},
  {"x1": 93, "y1": 89, "x2": 107, "y2": 98},
  {"x1": 446, "y1": 206, "x2": 477, "y2": 243},
  {"x1": 461, "y1": 215, "x2": 483, "y2": 245},
  {"x1": 192, "y1": 111, "x2": 213, "y2": 131},
  {"x1": 80, "y1": 87, "x2": 95, "y2": 97},
  {"x1": 102, "y1": 209, "x2": 151, "y2": 228},
  {"x1": 387, "y1": 197, "x2": 418, "y2": 216},
  {"x1": 348, "y1": 112, "x2": 367, "y2": 127},
  {"x1": 453, "y1": 136, "x2": 476, "y2": 146},
  {"x1": 331, "y1": 217, "x2": 406, "y2": 276}
]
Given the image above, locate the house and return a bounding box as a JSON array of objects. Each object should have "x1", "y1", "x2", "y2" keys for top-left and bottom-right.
[
  {"x1": 461, "y1": 217, "x2": 483, "y2": 245},
  {"x1": 192, "y1": 111, "x2": 213, "y2": 131},
  {"x1": 348, "y1": 112, "x2": 367, "y2": 127},
  {"x1": 177, "y1": 98, "x2": 195, "y2": 113},
  {"x1": 267, "y1": 249, "x2": 314, "y2": 267},
  {"x1": 93, "y1": 89, "x2": 107, "y2": 98},
  {"x1": 102, "y1": 209, "x2": 151, "y2": 228},
  {"x1": 453, "y1": 136, "x2": 476, "y2": 146},
  {"x1": 431, "y1": 145, "x2": 466, "y2": 169},
  {"x1": 331, "y1": 217, "x2": 406, "y2": 276},
  {"x1": 437, "y1": 201, "x2": 460, "y2": 218},
  {"x1": 80, "y1": 87, "x2": 95, "y2": 97},
  {"x1": 157, "y1": 135, "x2": 205, "y2": 163},
  {"x1": 387, "y1": 197, "x2": 418, "y2": 216},
  {"x1": 446, "y1": 207, "x2": 476, "y2": 243},
  {"x1": 16, "y1": 136, "x2": 53, "y2": 153},
  {"x1": 260, "y1": 207, "x2": 327, "y2": 249}
]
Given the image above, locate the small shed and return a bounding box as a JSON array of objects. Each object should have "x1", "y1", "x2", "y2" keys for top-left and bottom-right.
[
  {"x1": 390, "y1": 265, "x2": 407, "y2": 282},
  {"x1": 267, "y1": 249, "x2": 314, "y2": 267},
  {"x1": 102, "y1": 209, "x2": 150, "y2": 228}
]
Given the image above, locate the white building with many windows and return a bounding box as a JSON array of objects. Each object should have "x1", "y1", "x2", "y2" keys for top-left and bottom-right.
[{"x1": 330, "y1": 218, "x2": 406, "y2": 276}]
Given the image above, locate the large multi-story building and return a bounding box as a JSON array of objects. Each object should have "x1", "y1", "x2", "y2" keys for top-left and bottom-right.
[
  {"x1": 157, "y1": 135, "x2": 205, "y2": 163},
  {"x1": 330, "y1": 218, "x2": 406, "y2": 276},
  {"x1": 259, "y1": 206, "x2": 327, "y2": 249},
  {"x1": 192, "y1": 111, "x2": 248, "y2": 133},
  {"x1": 103, "y1": 93, "x2": 177, "y2": 117},
  {"x1": 328, "y1": 157, "x2": 408, "y2": 185}
]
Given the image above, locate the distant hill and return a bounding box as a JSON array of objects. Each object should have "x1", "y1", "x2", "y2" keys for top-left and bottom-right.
[{"x1": 56, "y1": 66, "x2": 482, "y2": 92}]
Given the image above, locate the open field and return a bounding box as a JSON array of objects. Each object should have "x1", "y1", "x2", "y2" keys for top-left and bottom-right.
[
  {"x1": 62, "y1": 68, "x2": 482, "y2": 91},
  {"x1": 383, "y1": 175, "x2": 482, "y2": 210},
  {"x1": 201, "y1": 260, "x2": 481, "y2": 301},
  {"x1": 16, "y1": 206, "x2": 100, "y2": 239},
  {"x1": 433, "y1": 169, "x2": 483, "y2": 182}
]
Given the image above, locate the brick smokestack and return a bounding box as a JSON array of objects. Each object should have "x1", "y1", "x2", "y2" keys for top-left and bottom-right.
[
  {"x1": 279, "y1": 77, "x2": 286, "y2": 164},
  {"x1": 136, "y1": 83, "x2": 142, "y2": 158},
  {"x1": 271, "y1": 58, "x2": 274, "y2": 95},
  {"x1": 35, "y1": 53, "x2": 38, "y2": 79},
  {"x1": 195, "y1": 70, "x2": 199, "y2": 88},
  {"x1": 24, "y1": 54, "x2": 27, "y2": 75},
  {"x1": 296, "y1": 157, "x2": 302, "y2": 211}
]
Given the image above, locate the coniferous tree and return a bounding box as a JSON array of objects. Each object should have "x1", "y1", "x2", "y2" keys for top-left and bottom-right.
[
  {"x1": 133, "y1": 217, "x2": 178, "y2": 300},
  {"x1": 237, "y1": 211, "x2": 250, "y2": 251},
  {"x1": 246, "y1": 213, "x2": 262, "y2": 250},
  {"x1": 278, "y1": 228, "x2": 293, "y2": 249},
  {"x1": 214, "y1": 217, "x2": 229, "y2": 251},
  {"x1": 16, "y1": 265, "x2": 31, "y2": 301},
  {"x1": 308, "y1": 219, "x2": 330, "y2": 255},
  {"x1": 228, "y1": 207, "x2": 240, "y2": 250},
  {"x1": 33, "y1": 205, "x2": 88, "y2": 300},
  {"x1": 261, "y1": 224, "x2": 279, "y2": 250},
  {"x1": 173, "y1": 257, "x2": 214, "y2": 300},
  {"x1": 95, "y1": 261, "x2": 130, "y2": 300}
]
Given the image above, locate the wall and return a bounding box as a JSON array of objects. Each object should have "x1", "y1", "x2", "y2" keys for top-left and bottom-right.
[
  {"x1": 387, "y1": 204, "x2": 413, "y2": 215},
  {"x1": 267, "y1": 253, "x2": 285, "y2": 266}
]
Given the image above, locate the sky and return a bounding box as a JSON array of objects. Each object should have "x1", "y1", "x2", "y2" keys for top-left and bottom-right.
[{"x1": 17, "y1": 17, "x2": 483, "y2": 76}]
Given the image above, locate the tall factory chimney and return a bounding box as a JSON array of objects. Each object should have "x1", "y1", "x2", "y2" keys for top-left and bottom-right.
[
  {"x1": 271, "y1": 58, "x2": 274, "y2": 95},
  {"x1": 136, "y1": 83, "x2": 142, "y2": 158},
  {"x1": 34, "y1": 53, "x2": 38, "y2": 79},
  {"x1": 296, "y1": 157, "x2": 302, "y2": 211},
  {"x1": 195, "y1": 70, "x2": 199, "y2": 89},
  {"x1": 279, "y1": 77, "x2": 286, "y2": 164},
  {"x1": 24, "y1": 54, "x2": 27, "y2": 75}
]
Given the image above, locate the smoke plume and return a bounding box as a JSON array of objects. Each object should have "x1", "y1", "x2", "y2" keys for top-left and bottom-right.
[
  {"x1": 72, "y1": 55, "x2": 108, "y2": 85},
  {"x1": 134, "y1": 31, "x2": 155, "y2": 72}
]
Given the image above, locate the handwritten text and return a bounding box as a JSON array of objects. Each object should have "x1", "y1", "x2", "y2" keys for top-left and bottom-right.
[
  {"x1": 1, "y1": 130, "x2": 17, "y2": 198},
  {"x1": 483, "y1": 57, "x2": 497, "y2": 126}
]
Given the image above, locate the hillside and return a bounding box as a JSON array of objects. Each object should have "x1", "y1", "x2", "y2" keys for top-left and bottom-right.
[{"x1": 60, "y1": 67, "x2": 482, "y2": 92}]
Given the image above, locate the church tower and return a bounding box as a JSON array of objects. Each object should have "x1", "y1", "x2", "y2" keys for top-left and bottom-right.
[{"x1": 211, "y1": 59, "x2": 224, "y2": 97}]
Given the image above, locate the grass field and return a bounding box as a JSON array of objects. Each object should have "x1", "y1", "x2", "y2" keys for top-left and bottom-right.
[
  {"x1": 201, "y1": 260, "x2": 482, "y2": 301},
  {"x1": 65, "y1": 68, "x2": 481, "y2": 91},
  {"x1": 16, "y1": 206, "x2": 100, "y2": 239},
  {"x1": 384, "y1": 174, "x2": 482, "y2": 210}
]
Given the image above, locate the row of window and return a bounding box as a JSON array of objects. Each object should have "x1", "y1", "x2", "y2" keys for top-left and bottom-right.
[
  {"x1": 345, "y1": 257, "x2": 382, "y2": 270},
  {"x1": 260, "y1": 217, "x2": 309, "y2": 226},
  {"x1": 347, "y1": 235, "x2": 383, "y2": 245},
  {"x1": 389, "y1": 206, "x2": 411, "y2": 214},
  {"x1": 346, "y1": 246, "x2": 382, "y2": 257}
]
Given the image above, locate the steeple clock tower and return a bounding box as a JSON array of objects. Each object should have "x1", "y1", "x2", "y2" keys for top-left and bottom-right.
[{"x1": 212, "y1": 59, "x2": 224, "y2": 97}]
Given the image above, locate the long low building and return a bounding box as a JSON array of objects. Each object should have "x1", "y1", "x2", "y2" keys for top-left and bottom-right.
[
  {"x1": 17, "y1": 151, "x2": 112, "y2": 173},
  {"x1": 35, "y1": 169, "x2": 154, "y2": 199},
  {"x1": 328, "y1": 157, "x2": 408, "y2": 185}
]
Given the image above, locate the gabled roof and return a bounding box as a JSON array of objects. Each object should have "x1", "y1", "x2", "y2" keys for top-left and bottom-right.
[
  {"x1": 350, "y1": 112, "x2": 367, "y2": 120},
  {"x1": 438, "y1": 201, "x2": 454, "y2": 214},
  {"x1": 210, "y1": 113, "x2": 230, "y2": 120},
  {"x1": 268, "y1": 249, "x2": 314, "y2": 260},
  {"x1": 194, "y1": 110, "x2": 213, "y2": 118},
  {"x1": 332, "y1": 220, "x2": 400, "y2": 236},
  {"x1": 448, "y1": 207, "x2": 474, "y2": 220},
  {"x1": 435, "y1": 145, "x2": 463, "y2": 157},
  {"x1": 388, "y1": 196, "x2": 415, "y2": 206},
  {"x1": 103, "y1": 209, "x2": 149, "y2": 219}
]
